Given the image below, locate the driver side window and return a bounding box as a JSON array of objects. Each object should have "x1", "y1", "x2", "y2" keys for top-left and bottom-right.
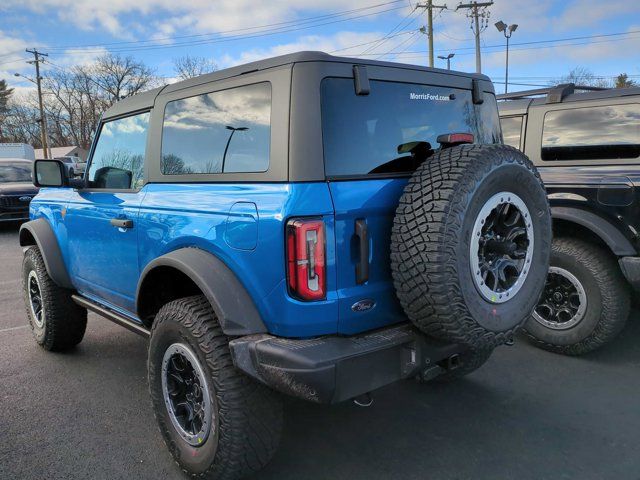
[{"x1": 87, "y1": 112, "x2": 150, "y2": 189}]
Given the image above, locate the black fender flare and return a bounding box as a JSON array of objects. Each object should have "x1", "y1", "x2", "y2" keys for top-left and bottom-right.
[
  {"x1": 551, "y1": 206, "x2": 637, "y2": 256},
  {"x1": 136, "y1": 247, "x2": 267, "y2": 336},
  {"x1": 19, "y1": 218, "x2": 73, "y2": 289}
]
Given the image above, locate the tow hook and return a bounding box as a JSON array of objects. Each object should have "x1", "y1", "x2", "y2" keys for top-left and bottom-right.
[
  {"x1": 505, "y1": 334, "x2": 515, "y2": 346},
  {"x1": 353, "y1": 392, "x2": 373, "y2": 407}
]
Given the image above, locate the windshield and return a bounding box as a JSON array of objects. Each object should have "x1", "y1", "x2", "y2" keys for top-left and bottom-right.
[
  {"x1": 0, "y1": 163, "x2": 32, "y2": 183},
  {"x1": 321, "y1": 78, "x2": 502, "y2": 177}
]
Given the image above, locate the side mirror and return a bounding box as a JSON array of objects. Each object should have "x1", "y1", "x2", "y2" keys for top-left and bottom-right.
[
  {"x1": 33, "y1": 159, "x2": 85, "y2": 189},
  {"x1": 33, "y1": 159, "x2": 65, "y2": 187}
]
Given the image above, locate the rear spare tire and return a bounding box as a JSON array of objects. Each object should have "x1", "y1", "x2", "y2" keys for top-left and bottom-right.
[{"x1": 391, "y1": 144, "x2": 551, "y2": 349}]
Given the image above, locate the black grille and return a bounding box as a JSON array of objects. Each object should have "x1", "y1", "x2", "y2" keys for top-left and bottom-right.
[{"x1": 0, "y1": 196, "x2": 31, "y2": 208}]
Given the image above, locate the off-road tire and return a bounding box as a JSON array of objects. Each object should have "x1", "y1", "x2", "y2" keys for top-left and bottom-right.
[
  {"x1": 148, "y1": 295, "x2": 282, "y2": 480},
  {"x1": 524, "y1": 237, "x2": 630, "y2": 355},
  {"x1": 391, "y1": 144, "x2": 551, "y2": 350},
  {"x1": 22, "y1": 246, "x2": 87, "y2": 351}
]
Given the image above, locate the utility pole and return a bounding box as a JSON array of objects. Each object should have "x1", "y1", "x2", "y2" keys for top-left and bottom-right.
[
  {"x1": 417, "y1": 1, "x2": 447, "y2": 67},
  {"x1": 26, "y1": 48, "x2": 49, "y2": 159},
  {"x1": 456, "y1": 1, "x2": 493, "y2": 73}
]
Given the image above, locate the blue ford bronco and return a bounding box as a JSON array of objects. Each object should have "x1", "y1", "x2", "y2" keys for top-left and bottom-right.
[{"x1": 21, "y1": 52, "x2": 551, "y2": 479}]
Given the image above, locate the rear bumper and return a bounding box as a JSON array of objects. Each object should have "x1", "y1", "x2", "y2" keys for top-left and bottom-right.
[
  {"x1": 229, "y1": 323, "x2": 464, "y2": 404},
  {"x1": 619, "y1": 256, "x2": 640, "y2": 290}
]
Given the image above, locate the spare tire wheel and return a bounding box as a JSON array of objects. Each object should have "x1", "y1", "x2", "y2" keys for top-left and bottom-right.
[{"x1": 391, "y1": 144, "x2": 551, "y2": 349}]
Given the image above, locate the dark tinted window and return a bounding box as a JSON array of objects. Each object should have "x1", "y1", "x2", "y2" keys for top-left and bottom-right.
[
  {"x1": 501, "y1": 116, "x2": 523, "y2": 149},
  {"x1": 87, "y1": 112, "x2": 149, "y2": 189},
  {"x1": 321, "y1": 78, "x2": 501, "y2": 177},
  {"x1": 0, "y1": 162, "x2": 31, "y2": 182},
  {"x1": 161, "y1": 82, "x2": 271, "y2": 175},
  {"x1": 542, "y1": 104, "x2": 640, "y2": 160}
]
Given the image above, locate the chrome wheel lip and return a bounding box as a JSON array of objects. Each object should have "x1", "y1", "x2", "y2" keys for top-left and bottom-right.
[
  {"x1": 27, "y1": 270, "x2": 45, "y2": 329},
  {"x1": 532, "y1": 266, "x2": 587, "y2": 330},
  {"x1": 470, "y1": 191, "x2": 534, "y2": 304},
  {"x1": 161, "y1": 342, "x2": 213, "y2": 447}
]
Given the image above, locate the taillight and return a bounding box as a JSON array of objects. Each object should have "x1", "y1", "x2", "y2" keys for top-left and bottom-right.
[{"x1": 286, "y1": 218, "x2": 326, "y2": 301}]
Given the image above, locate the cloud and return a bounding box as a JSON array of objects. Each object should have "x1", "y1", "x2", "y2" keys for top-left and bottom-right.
[
  {"x1": 0, "y1": 0, "x2": 403, "y2": 39},
  {"x1": 216, "y1": 30, "x2": 411, "y2": 68}
]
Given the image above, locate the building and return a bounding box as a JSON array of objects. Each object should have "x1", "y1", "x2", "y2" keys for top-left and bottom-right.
[{"x1": 34, "y1": 146, "x2": 88, "y2": 161}]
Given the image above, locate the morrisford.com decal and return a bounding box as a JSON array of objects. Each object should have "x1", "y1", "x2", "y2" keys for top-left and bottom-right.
[{"x1": 409, "y1": 92, "x2": 451, "y2": 101}]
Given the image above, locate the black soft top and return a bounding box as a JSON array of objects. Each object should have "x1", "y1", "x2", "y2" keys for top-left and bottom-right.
[{"x1": 103, "y1": 51, "x2": 492, "y2": 120}]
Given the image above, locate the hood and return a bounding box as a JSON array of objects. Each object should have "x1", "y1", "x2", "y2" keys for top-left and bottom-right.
[{"x1": 0, "y1": 182, "x2": 39, "y2": 196}]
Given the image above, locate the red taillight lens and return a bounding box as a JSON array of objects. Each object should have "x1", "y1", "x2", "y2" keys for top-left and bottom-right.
[{"x1": 286, "y1": 218, "x2": 326, "y2": 301}]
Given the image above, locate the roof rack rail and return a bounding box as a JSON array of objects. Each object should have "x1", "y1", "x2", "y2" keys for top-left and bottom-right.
[{"x1": 496, "y1": 83, "x2": 608, "y2": 103}]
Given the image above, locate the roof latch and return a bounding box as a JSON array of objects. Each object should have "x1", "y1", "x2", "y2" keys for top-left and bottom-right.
[{"x1": 353, "y1": 65, "x2": 370, "y2": 96}]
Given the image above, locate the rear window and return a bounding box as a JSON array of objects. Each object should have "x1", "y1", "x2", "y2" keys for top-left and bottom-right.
[
  {"x1": 542, "y1": 104, "x2": 640, "y2": 161},
  {"x1": 321, "y1": 78, "x2": 501, "y2": 177}
]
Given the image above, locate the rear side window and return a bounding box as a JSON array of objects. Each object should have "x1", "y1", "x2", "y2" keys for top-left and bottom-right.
[
  {"x1": 87, "y1": 112, "x2": 149, "y2": 190},
  {"x1": 321, "y1": 78, "x2": 501, "y2": 177},
  {"x1": 542, "y1": 104, "x2": 640, "y2": 160},
  {"x1": 161, "y1": 82, "x2": 271, "y2": 175},
  {"x1": 501, "y1": 116, "x2": 523, "y2": 149}
]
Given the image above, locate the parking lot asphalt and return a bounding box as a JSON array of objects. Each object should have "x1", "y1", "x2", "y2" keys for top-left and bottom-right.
[{"x1": 0, "y1": 222, "x2": 639, "y2": 480}]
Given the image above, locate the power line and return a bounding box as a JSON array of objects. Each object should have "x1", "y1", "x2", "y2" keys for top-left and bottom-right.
[
  {"x1": 39, "y1": 4, "x2": 405, "y2": 56},
  {"x1": 360, "y1": 5, "x2": 420, "y2": 55},
  {"x1": 377, "y1": 30, "x2": 420, "y2": 58},
  {"x1": 386, "y1": 30, "x2": 423, "y2": 60},
  {"x1": 329, "y1": 29, "x2": 416, "y2": 53},
  {"x1": 346, "y1": 31, "x2": 640, "y2": 57}
]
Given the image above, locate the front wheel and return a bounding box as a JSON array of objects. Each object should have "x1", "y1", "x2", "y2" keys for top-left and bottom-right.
[
  {"x1": 524, "y1": 237, "x2": 630, "y2": 355},
  {"x1": 148, "y1": 295, "x2": 282, "y2": 480},
  {"x1": 22, "y1": 246, "x2": 87, "y2": 351}
]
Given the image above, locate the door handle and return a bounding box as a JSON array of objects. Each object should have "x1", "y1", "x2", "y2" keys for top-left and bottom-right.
[
  {"x1": 355, "y1": 218, "x2": 369, "y2": 285},
  {"x1": 110, "y1": 218, "x2": 134, "y2": 229}
]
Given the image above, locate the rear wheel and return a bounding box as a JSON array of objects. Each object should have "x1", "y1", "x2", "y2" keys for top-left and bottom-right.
[
  {"x1": 148, "y1": 295, "x2": 282, "y2": 480},
  {"x1": 22, "y1": 246, "x2": 87, "y2": 351},
  {"x1": 391, "y1": 144, "x2": 551, "y2": 350},
  {"x1": 524, "y1": 237, "x2": 630, "y2": 355}
]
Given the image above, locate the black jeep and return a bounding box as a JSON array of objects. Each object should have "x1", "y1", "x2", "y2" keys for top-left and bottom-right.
[{"x1": 498, "y1": 83, "x2": 640, "y2": 355}]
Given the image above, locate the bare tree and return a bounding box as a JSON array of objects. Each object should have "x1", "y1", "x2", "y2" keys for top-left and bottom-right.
[
  {"x1": 89, "y1": 54, "x2": 159, "y2": 104},
  {"x1": 551, "y1": 67, "x2": 611, "y2": 88},
  {"x1": 173, "y1": 55, "x2": 217, "y2": 80},
  {"x1": 3, "y1": 53, "x2": 160, "y2": 149}
]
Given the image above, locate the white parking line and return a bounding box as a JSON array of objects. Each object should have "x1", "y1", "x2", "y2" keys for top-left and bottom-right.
[{"x1": 0, "y1": 325, "x2": 29, "y2": 333}]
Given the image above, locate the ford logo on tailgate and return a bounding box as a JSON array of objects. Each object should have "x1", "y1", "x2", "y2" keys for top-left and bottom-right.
[
  {"x1": 351, "y1": 299, "x2": 376, "y2": 312},
  {"x1": 19, "y1": 196, "x2": 32, "y2": 202}
]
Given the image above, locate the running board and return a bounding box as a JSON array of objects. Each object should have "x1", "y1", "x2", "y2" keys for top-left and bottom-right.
[{"x1": 71, "y1": 295, "x2": 150, "y2": 338}]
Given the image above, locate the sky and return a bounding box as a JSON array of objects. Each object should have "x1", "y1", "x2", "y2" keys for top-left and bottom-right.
[{"x1": 1, "y1": 0, "x2": 639, "y2": 95}]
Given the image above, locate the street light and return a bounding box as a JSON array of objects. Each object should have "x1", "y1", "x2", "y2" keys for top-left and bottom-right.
[
  {"x1": 221, "y1": 126, "x2": 249, "y2": 172},
  {"x1": 495, "y1": 20, "x2": 518, "y2": 94},
  {"x1": 437, "y1": 53, "x2": 455, "y2": 70}
]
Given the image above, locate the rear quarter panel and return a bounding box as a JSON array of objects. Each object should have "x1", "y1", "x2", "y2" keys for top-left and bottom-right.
[{"x1": 138, "y1": 182, "x2": 339, "y2": 337}]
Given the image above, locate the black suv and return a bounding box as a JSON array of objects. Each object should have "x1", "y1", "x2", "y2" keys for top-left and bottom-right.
[
  {"x1": 0, "y1": 158, "x2": 38, "y2": 222},
  {"x1": 498, "y1": 83, "x2": 640, "y2": 355}
]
